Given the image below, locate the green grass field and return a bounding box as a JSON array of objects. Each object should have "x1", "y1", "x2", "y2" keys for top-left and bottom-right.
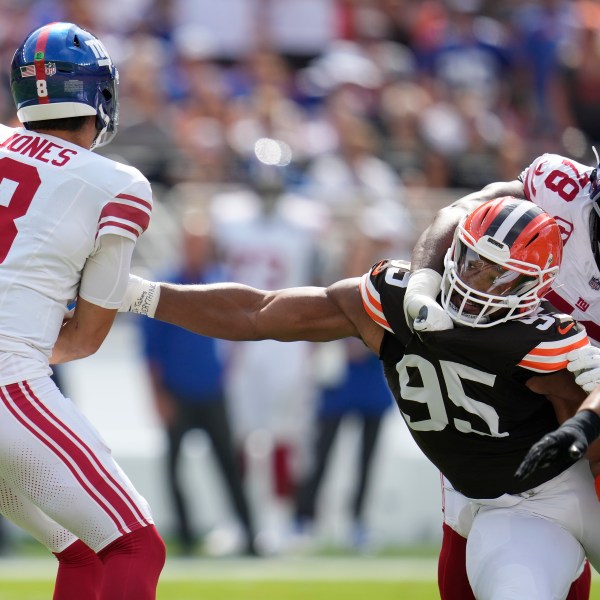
[
  {"x1": 0, "y1": 579, "x2": 599, "y2": 600},
  {"x1": 0, "y1": 580, "x2": 437, "y2": 600},
  {"x1": 0, "y1": 550, "x2": 597, "y2": 600}
]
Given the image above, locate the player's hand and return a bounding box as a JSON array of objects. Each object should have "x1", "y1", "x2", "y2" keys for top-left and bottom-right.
[
  {"x1": 515, "y1": 412, "x2": 599, "y2": 480},
  {"x1": 404, "y1": 269, "x2": 454, "y2": 332},
  {"x1": 567, "y1": 346, "x2": 600, "y2": 393},
  {"x1": 410, "y1": 300, "x2": 454, "y2": 332}
]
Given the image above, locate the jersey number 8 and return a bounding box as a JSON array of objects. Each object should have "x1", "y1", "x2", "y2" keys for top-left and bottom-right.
[{"x1": 0, "y1": 158, "x2": 41, "y2": 262}]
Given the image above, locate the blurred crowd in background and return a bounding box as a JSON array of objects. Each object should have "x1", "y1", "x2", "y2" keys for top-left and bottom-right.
[
  {"x1": 2, "y1": 0, "x2": 599, "y2": 194},
  {"x1": 1, "y1": 0, "x2": 599, "y2": 557}
]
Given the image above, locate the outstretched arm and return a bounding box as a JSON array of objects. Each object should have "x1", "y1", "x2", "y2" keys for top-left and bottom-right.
[{"x1": 125, "y1": 276, "x2": 385, "y2": 353}]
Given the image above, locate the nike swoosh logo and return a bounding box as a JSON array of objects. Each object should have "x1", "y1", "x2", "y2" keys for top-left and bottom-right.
[{"x1": 558, "y1": 322, "x2": 575, "y2": 335}]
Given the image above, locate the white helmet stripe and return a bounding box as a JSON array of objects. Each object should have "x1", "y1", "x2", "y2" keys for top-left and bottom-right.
[{"x1": 491, "y1": 201, "x2": 535, "y2": 243}]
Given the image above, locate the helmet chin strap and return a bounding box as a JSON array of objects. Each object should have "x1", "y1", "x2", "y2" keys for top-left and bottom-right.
[{"x1": 91, "y1": 105, "x2": 110, "y2": 150}]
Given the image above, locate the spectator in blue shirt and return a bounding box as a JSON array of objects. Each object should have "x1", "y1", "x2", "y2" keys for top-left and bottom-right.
[{"x1": 140, "y1": 210, "x2": 257, "y2": 556}]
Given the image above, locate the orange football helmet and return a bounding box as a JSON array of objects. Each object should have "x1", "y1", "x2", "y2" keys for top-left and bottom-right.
[{"x1": 440, "y1": 197, "x2": 563, "y2": 327}]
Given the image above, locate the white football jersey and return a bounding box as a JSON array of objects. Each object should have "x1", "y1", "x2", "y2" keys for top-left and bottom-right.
[
  {"x1": 212, "y1": 192, "x2": 320, "y2": 442},
  {"x1": 520, "y1": 153, "x2": 600, "y2": 343},
  {"x1": 0, "y1": 124, "x2": 152, "y2": 383}
]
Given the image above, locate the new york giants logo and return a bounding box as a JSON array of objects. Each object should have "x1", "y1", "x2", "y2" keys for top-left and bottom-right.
[
  {"x1": 576, "y1": 297, "x2": 590, "y2": 312},
  {"x1": 85, "y1": 39, "x2": 112, "y2": 67}
]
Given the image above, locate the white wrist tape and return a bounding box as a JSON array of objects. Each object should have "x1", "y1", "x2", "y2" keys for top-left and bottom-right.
[
  {"x1": 405, "y1": 269, "x2": 443, "y2": 318},
  {"x1": 123, "y1": 274, "x2": 161, "y2": 318}
]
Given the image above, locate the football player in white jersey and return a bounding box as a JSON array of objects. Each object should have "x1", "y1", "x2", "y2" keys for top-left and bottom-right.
[
  {"x1": 1, "y1": 22, "x2": 165, "y2": 600},
  {"x1": 210, "y1": 186, "x2": 320, "y2": 529},
  {"x1": 403, "y1": 153, "x2": 600, "y2": 600},
  {"x1": 121, "y1": 197, "x2": 600, "y2": 599}
]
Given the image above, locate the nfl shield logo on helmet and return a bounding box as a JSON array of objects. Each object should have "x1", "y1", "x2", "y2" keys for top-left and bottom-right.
[{"x1": 45, "y1": 62, "x2": 56, "y2": 76}]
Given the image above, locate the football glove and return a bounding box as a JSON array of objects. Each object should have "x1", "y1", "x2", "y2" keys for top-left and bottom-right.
[
  {"x1": 119, "y1": 274, "x2": 161, "y2": 318},
  {"x1": 515, "y1": 410, "x2": 600, "y2": 481},
  {"x1": 404, "y1": 269, "x2": 454, "y2": 332},
  {"x1": 412, "y1": 301, "x2": 454, "y2": 332},
  {"x1": 567, "y1": 346, "x2": 600, "y2": 393}
]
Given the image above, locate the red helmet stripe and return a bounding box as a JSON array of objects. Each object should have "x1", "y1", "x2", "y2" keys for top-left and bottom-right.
[{"x1": 33, "y1": 22, "x2": 57, "y2": 105}]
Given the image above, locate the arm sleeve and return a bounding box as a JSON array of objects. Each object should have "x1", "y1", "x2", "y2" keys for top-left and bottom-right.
[
  {"x1": 79, "y1": 234, "x2": 135, "y2": 309},
  {"x1": 96, "y1": 175, "x2": 153, "y2": 245}
]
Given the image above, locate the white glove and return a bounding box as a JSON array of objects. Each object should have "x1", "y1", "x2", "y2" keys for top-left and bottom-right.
[
  {"x1": 404, "y1": 268, "x2": 454, "y2": 332},
  {"x1": 119, "y1": 274, "x2": 161, "y2": 318},
  {"x1": 567, "y1": 345, "x2": 600, "y2": 393},
  {"x1": 412, "y1": 300, "x2": 454, "y2": 332}
]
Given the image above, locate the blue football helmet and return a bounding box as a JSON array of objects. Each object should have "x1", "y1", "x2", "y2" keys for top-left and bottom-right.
[{"x1": 10, "y1": 22, "x2": 119, "y2": 149}]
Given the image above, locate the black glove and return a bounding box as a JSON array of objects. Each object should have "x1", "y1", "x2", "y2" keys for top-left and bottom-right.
[{"x1": 515, "y1": 411, "x2": 600, "y2": 481}]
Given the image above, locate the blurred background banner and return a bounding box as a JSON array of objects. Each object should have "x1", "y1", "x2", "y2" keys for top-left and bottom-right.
[{"x1": 2, "y1": 0, "x2": 596, "y2": 558}]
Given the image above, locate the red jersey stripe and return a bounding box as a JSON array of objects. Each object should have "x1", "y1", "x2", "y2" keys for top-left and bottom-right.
[
  {"x1": 523, "y1": 164, "x2": 534, "y2": 200},
  {"x1": 97, "y1": 220, "x2": 141, "y2": 239},
  {"x1": 116, "y1": 193, "x2": 152, "y2": 212},
  {"x1": 99, "y1": 201, "x2": 151, "y2": 233},
  {"x1": 545, "y1": 290, "x2": 574, "y2": 315},
  {"x1": 543, "y1": 292, "x2": 600, "y2": 344},
  {"x1": 579, "y1": 321, "x2": 600, "y2": 344}
]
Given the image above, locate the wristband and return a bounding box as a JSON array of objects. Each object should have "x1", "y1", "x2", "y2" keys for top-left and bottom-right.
[
  {"x1": 595, "y1": 475, "x2": 600, "y2": 503},
  {"x1": 573, "y1": 410, "x2": 600, "y2": 444},
  {"x1": 406, "y1": 269, "x2": 443, "y2": 301},
  {"x1": 129, "y1": 278, "x2": 161, "y2": 318},
  {"x1": 404, "y1": 269, "x2": 444, "y2": 325}
]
